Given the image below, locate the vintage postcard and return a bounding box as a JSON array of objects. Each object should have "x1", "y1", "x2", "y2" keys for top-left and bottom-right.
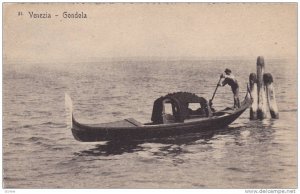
[{"x1": 3, "y1": 3, "x2": 297, "y2": 190}]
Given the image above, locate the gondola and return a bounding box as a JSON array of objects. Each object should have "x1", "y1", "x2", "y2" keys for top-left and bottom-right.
[{"x1": 68, "y1": 89, "x2": 252, "y2": 142}]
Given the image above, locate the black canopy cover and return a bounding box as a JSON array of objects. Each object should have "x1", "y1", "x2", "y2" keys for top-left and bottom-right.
[{"x1": 151, "y1": 92, "x2": 211, "y2": 124}]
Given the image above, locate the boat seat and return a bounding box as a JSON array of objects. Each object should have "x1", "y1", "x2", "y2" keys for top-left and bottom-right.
[
  {"x1": 124, "y1": 118, "x2": 143, "y2": 126},
  {"x1": 91, "y1": 118, "x2": 143, "y2": 128}
]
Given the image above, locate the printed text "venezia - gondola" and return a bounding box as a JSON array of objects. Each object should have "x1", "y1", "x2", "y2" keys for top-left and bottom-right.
[{"x1": 28, "y1": 11, "x2": 88, "y2": 19}]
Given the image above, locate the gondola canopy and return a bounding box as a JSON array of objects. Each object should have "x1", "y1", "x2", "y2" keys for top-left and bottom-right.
[{"x1": 151, "y1": 92, "x2": 212, "y2": 124}]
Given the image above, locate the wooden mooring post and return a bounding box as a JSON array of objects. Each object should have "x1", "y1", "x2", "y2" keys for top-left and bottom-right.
[
  {"x1": 256, "y1": 56, "x2": 268, "y2": 119},
  {"x1": 263, "y1": 73, "x2": 279, "y2": 119},
  {"x1": 249, "y1": 73, "x2": 258, "y2": 120},
  {"x1": 249, "y1": 56, "x2": 279, "y2": 120}
]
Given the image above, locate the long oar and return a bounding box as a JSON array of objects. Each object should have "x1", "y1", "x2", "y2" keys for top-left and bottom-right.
[{"x1": 210, "y1": 76, "x2": 222, "y2": 102}]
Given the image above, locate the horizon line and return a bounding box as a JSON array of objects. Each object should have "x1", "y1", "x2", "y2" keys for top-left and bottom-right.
[{"x1": 3, "y1": 55, "x2": 294, "y2": 65}]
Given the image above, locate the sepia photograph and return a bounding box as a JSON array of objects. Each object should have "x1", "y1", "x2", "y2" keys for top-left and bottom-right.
[{"x1": 2, "y1": 2, "x2": 297, "y2": 190}]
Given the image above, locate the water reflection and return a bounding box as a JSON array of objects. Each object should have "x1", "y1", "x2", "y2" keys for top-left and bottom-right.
[
  {"x1": 74, "y1": 141, "x2": 144, "y2": 156},
  {"x1": 247, "y1": 119, "x2": 276, "y2": 143}
]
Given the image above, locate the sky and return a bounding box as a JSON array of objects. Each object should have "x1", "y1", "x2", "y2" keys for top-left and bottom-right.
[{"x1": 3, "y1": 3, "x2": 297, "y2": 63}]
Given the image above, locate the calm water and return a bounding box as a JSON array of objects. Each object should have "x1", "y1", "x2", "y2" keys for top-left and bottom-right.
[{"x1": 3, "y1": 58, "x2": 297, "y2": 188}]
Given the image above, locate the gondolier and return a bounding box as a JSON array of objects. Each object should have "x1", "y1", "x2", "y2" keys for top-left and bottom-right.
[{"x1": 218, "y1": 68, "x2": 240, "y2": 108}]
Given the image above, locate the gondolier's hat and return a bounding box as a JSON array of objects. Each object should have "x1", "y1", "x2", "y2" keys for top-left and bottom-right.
[{"x1": 224, "y1": 68, "x2": 231, "y2": 73}]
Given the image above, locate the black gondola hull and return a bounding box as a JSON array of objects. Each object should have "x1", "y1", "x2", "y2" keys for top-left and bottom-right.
[{"x1": 71, "y1": 97, "x2": 251, "y2": 142}]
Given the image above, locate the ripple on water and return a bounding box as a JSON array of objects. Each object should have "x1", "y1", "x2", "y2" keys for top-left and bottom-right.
[
  {"x1": 40, "y1": 122, "x2": 67, "y2": 128},
  {"x1": 227, "y1": 167, "x2": 246, "y2": 173}
]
